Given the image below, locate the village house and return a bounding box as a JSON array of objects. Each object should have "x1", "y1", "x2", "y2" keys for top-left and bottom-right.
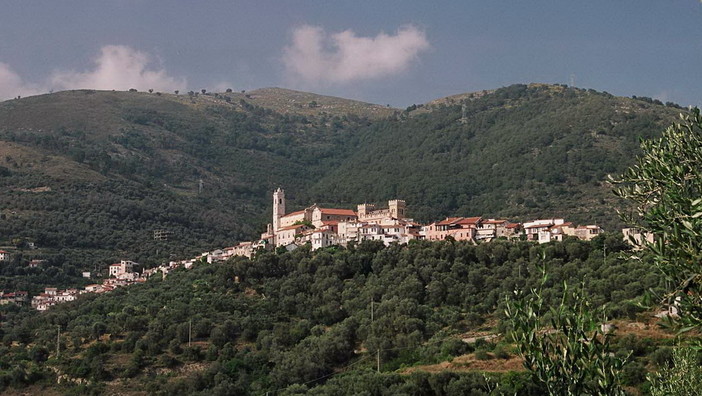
[
  {"x1": 622, "y1": 227, "x2": 656, "y2": 249},
  {"x1": 538, "y1": 222, "x2": 575, "y2": 243},
  {"x1": 28, "y1": 259, "x2": 46, "y2": 268},
  {"x1": 0, "y1": 291, "x2": 28, "y2": 306},
  {"x1": 84, "y1": 284, "x2": 104, "y2": 293},
  {"x1": 503, "y1": 222, "x2": 523, "y2": 238},
  {"x1": 275, "y1": 224, "x2": 312, "y2": 247},
  {"x1": 476, "y1": 219, "x2": 516, "y2": 241},
  {"x1": 108, "y1": 260, "x2": 137, "y2": 278},
  {"x1": 0, "y1": 250, "x2": 10, "y2": 262},
  {"x1": 523, "y1": 219, "x2": 566, "y2": 241},
  {"x1": 230, "y1": 241, "x2": 255, "y2": 258},
  {"x1": 531, "y1": 220, "x2": 604, "y2": 244},
  {"x1": 425, "y1": 217, "x2": 481, "y2": 241},
  {"x1": 574, "y1": 225, "x2": 604, "y2": 241}
]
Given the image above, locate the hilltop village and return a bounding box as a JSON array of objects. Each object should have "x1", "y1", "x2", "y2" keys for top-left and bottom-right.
[
  {"x1": 1, "y1": 188, "x2": 613, "y2": 311},
  {"x1": 229, "y1": 188, "x2": 606, "y2": 258}
]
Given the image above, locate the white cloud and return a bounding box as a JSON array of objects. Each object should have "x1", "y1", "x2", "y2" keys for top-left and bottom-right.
[
  {"x1": 283, "y1": 24, "x2": 430, "y2": 86},
  {"x1": 50, "y1": 45, "x2": 186, "y2": 93},
  {"x1": 0, "y1": 62, "x2": 43, "y2": 100},
  {"x1": 0, "y1": 45, "x2": 187, "y2": 100}
]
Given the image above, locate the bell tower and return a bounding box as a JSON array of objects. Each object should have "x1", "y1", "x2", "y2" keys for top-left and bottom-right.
[{"x1": 273, "y1": 188, "x2": 285, "y2": 232}]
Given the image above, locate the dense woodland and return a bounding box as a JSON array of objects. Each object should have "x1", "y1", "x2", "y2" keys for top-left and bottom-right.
[{"x1": 0, "y1": 236, "x2": 675, "y2": 394}]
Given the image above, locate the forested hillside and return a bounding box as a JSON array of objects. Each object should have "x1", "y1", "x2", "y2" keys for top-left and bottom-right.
[
  {"x1": 0, "y1": 84, "x2": 682, "y2": 282},
  {"x1": 308, "y1": 84, "x2": 681, "y2": 227},
  {"x1": 0, "y1": 238, "x2": 671, "y2": 394},
  {"x1": 0, "y1": 89, "x2": 370, "y2": 286}
]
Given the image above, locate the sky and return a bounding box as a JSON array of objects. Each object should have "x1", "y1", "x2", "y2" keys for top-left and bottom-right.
[{"x1": 0, "y1": 1, "x2": 700, "y2": 107}]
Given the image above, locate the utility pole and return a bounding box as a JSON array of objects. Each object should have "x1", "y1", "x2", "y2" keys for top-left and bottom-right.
[
  {"x1": 188, "y1": 319, "x2": 192, "y2": 347},
  {"x1": 56, "y1": 326, "x2": 61, "y2": 358},
  {"x1": 377, "y1": 349, "x2": 380, "y2": 373}
]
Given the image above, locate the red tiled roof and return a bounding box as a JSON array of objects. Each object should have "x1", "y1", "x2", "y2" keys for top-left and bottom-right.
[
  {"x1": 436, "y1": 217, "x2": 463, "y2": 226},
  {"x1": 456, "y1": 217, "x2": 482, "y2": 225},
  {"x1": 281, "y1": 210, "x2": 305, "y2": 218},
  {"x1": 319, "y1": 208, "x2": 357, "y2": 216},
  {"x1": 322, "y1": 221, "x2": 339, "y2": 226},
  {"x1": 506, "y1": 223, "x2": 521, "y2": 229}
]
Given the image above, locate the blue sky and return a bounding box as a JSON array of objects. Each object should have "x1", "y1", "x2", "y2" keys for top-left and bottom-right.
[{"x1": 1, "y1": 1, "x2": 700, "y2": 107}]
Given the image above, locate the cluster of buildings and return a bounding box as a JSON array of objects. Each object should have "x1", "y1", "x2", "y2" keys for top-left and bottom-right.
[
  {"x1": 23, "y1": 249, "x2": 250, "y2": 311},
  {"x1": 229, "y1": 188, "x2": 605, "y2": 258},
  {"x1": 29, "y1": 260, "x2": 147, "y2": 311},
  {"x1": 9, "y1": 189, "x2": 620, "y2": 313}
]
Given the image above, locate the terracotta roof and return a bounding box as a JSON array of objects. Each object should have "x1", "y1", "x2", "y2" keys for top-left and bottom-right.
[
  {"x1": 322, "y1": 221, "x2": 339, "y2": 226},
  {"x1": 0, "y1": 250, "x2": 7, "y2": 253},
  {"x1": 456, "y1": 217, "x2": 482, "y2": 225},
  {"x1": 281, "y1": 210, "x2": 305, "y2": 218},
  {"x1": 319, "y1": 208, "x2": 357, "y2": 216},
  {"x1": 506, "y1": 223, "x2": 521, "y2": 229},
  {"x1": 436, "y1": 217, "x2": 463, "y2": 226}
]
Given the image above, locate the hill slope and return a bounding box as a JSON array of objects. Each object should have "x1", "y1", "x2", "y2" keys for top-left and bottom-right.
[
  {"x1": 0, "y1": 84, "x2": 685, "y2": 277},
  {"x1": 0, "y1": 89, "x2": 373, "y2": 277},
  {"x1": 307, "y1": 84, "x2": 681, "y2": 229}
]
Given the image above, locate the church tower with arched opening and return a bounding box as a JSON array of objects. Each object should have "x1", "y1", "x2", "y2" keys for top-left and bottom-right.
[{"x1": 273, "y1": 188, "x2": 285, "y2": 232}]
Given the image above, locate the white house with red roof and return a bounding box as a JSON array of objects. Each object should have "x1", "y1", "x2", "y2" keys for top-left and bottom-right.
[{"x1": 0, "y1": 250, "x2": 9, "y2": 262}]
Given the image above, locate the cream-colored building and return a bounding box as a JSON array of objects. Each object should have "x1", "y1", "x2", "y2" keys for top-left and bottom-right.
[{"x1": 622, "y1": 227, "x2": 655, "y2": 249}]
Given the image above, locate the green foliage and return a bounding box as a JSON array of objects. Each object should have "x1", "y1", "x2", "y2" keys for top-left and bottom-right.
[
  {"x1": 0, "y1": 239, "x2": 664, "y2": 393},
  {"x1": 310, "y1": 84, "x2": 678, "y2": 229},
  {"x1": 505, "y1": 271, "x2": 626, "y2": 395},
  {"x1": 612, "y1": 108, "x2": 702, "y2": 331},
  {"x1": 648, "y1": 347, "x2": 702, "y2": 396}
]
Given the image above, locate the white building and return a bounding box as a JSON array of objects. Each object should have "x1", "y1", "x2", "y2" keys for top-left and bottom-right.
[{"x1": 108, "y1": 260, "x2": 136, "y2": 277}]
